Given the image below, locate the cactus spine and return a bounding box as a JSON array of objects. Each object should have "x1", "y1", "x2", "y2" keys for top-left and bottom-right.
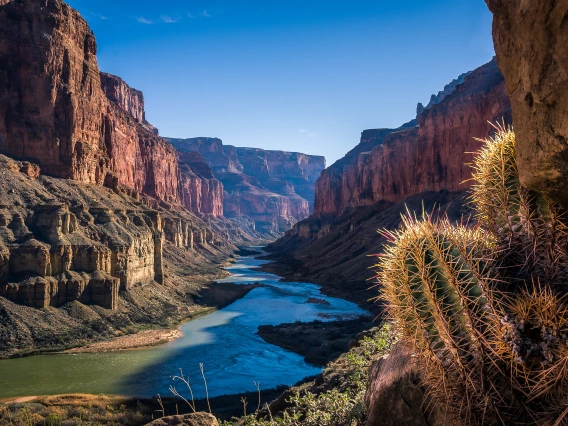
[
  {"x1": 379, "y1": 215, "x2": 517, "y2": 424},
  {"x1": 470, "y1": 124, "x2": 568, "y2": 286}
]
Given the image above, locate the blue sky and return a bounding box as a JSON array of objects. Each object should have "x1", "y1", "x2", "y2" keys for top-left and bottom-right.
[{"x1": 67, "y1": 0, "x2": 495, "y2": 166}]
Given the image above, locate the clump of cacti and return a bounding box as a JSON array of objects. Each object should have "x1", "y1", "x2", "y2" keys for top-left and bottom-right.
[
  {"x1": 470, "y1": 124, "x2": 568, "y2": 287},
  {"x1": 376, "y1": 125, "x2": 568, "y2": 425}
]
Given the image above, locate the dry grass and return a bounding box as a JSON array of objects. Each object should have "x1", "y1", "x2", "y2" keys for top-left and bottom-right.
[{"x1": 0, "y1": 394, "x2": 154, "y2": 426}]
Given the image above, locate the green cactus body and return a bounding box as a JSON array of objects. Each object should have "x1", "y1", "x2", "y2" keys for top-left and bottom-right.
[
  {"x1": 379, "y1": 215, "x2": 512, "y2": 424},
  {"x1": 470, "y1": 125, "x2": 568, "y2": 286}
]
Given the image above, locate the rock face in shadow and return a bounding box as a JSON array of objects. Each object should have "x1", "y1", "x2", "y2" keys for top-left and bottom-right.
[
  {"x1": 365, "y1": 343, "x2": 454, "y2": 426},
  {"x1": 314, "y1": 58, "x2": 511, "y2": 216},
  {"x1": 485, "y1": 0, "x2": 568, "y2": 208},
  {"x1": 167, "y1": 137, "x2": 325, "y2": 235}
]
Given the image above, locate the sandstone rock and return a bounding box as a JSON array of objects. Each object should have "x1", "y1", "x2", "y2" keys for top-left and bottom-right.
[
  {"x1": 0, "y1": 154, "x2": 220, "y2": 310},
  {"x1": 168, "y1": 137, "x2": 324, "y2": 234},
  {"x1": 314, "y1": 58, "x2": 511, "y2": 216},
  {"x1": 145, "y1": 413, "x2": 218, "y2": 426},
  {"x1": 177, "y1": 151, "x2": 223, "y2": 217},
  {"x1": 0, "y1": 0, "x2": 109, "y2": 184},
  {"x1": 365, "y1": 343, "x2": 456, "y2": 426},
  {"x1": 485, "y1": 0, "x2": 568, "y2": 208},
  {"x1": 100, "y1": 72, "x2": 158, "y2": 135},
  {"x1": 0, "y1": 0, "x2": 182, "y2": 207}
]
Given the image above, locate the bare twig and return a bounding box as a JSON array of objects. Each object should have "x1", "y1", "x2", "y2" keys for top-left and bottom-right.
[
  {"x1": 152, "y1": 394, "x2": 165, "y2": 419},
  {"x1": 200, "y1": 363, "x2": 212, "y2": 414}
]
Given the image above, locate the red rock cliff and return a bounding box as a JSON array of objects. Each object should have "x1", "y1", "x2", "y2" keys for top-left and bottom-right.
[
  {"x1": 167, "y1": 137, "x2": 324, "y2": 234},
  {"x1": 0, "y1": 0, "x2": 180, "y2": 205},
  {"x1": 0, "y1": 0, "x2": 109, "y2": 184},
  {"x1": 177, "y1": 151, "x2": 224, "y2": 217},
  {"x1": 314, "y1": 58, "x2": 512, "y2": 216}
]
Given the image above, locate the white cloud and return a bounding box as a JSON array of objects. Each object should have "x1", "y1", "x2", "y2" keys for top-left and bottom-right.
[
  {"x1": 202, "y1": 10, "x2": 211, "y2": 17},
  {"x1": 137, "y1": 17, "x2": 153, "y2": 24},
  {"x1": 298, "y1": 129, "x2": 317, "y2": 138},
  {"x1": 187, "y1": 12, "x2": 196, "y2": 19},
  {"x1": 161, "y1": 15, "x2": 179, "y2": 23}
]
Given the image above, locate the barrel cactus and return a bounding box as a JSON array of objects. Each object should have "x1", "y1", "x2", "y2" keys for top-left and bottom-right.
[
  {"x1": 378, "y1": 214, "x2": 520, "y2": 424},
  {"x1": 469, "y1": 123, "x2": 568, "y2": 287},
  {"x1": 376, "y1": 126, "x2": 568, "y2": 425}
]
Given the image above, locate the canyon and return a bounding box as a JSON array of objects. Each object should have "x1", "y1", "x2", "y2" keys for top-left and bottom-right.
[
  {"x1": 0, "y1": 0, "x2": 324, "y2": 358},
  {"x1": 168, "y1": 137, "x2": 325, "y2": 235}
]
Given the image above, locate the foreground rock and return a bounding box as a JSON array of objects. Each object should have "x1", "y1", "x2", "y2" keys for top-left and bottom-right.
[
  {"x1": 146, "y1": 413, "x2": 219, "y2": 426},
  {"x1": 486, "y1": 0, "x2": 568, "y2": 208},
  {"x1": 365, "y1": 343, "x2": 453, "y2": 426}
]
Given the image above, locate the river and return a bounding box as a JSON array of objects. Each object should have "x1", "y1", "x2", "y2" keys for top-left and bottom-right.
[{"x1": 0, "y1": 250, "x2": 367, "y2": 400}]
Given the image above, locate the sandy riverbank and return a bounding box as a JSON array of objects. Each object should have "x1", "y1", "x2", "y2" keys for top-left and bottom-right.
[{"x1": 64, "y1": 328, "x2": 183, "y2": 353}]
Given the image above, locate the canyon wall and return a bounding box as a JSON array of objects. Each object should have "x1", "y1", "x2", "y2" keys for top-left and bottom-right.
[
  {"x1": 177, "y1": 151, "x2": 224, "y2": 217},
  {"x1": 167, "y1": 137, "x2": 325, "y2": 234},
  {"x1": 0, "y1": 153, "x2": 223, "y2": 311},
  {"x1": 0, "y1": 0, "x2": 109, "y2": 184},
  {"x1": 266, "y1": 59, "x2": 513, "y2": 312},
  {"x1": 314, "y1": 58, "x2": 512, "y2": 216},
  {"x1": 0, "y1": 0, "x2": 226, "y2": 218},
  {"x1": 486, "y1": 0, "x2": 568, "y2": 209}
]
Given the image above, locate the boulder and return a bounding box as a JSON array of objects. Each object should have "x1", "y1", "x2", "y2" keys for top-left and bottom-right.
[
  {"x1": 145, "y1": 412, "x2": 219, "y2": 426},
  {"x1": 365, "y1": 343, "x2": 457, "y2": 426}
]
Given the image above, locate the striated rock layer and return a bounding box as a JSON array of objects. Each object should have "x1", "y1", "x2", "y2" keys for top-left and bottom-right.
[
  {"x1": 486, "y1": 0, "x2": 568, "y2": 208},
  {"x1": 0, "y1": 154, "x2": 223, "y2": 311},
  {"x1": 314, "y1": 58, "x2": 511, "y2": 217},
  {"x1": 167, "y1": 137, "x2": 325, "y2": 235}
]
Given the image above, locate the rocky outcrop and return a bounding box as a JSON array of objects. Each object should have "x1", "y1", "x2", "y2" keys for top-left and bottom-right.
[
  {"x1": 314, "y1": 58, "x2": 511, "y2": 216},
  {"x1": 365, "y1": 343, "x2": 453, "y2": 426},
  {"x1": 167, "y1": 137, "x2": 325, "y2": 234},
  {"x1": 416, "y1": 70, "x2": 471, "y2": 117},
  {"x1": 0, "y1": 154, "x2": 222, "y2": 311},
  {"x1": 145, "y1": 413, "x2": 219, "y2": 426},
  {"x1": 100, "y1": 72, "x2": 158, "y2": 135},
  {"x1": 485, "y1": 0, "x2": 568, "y2": 208}
]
